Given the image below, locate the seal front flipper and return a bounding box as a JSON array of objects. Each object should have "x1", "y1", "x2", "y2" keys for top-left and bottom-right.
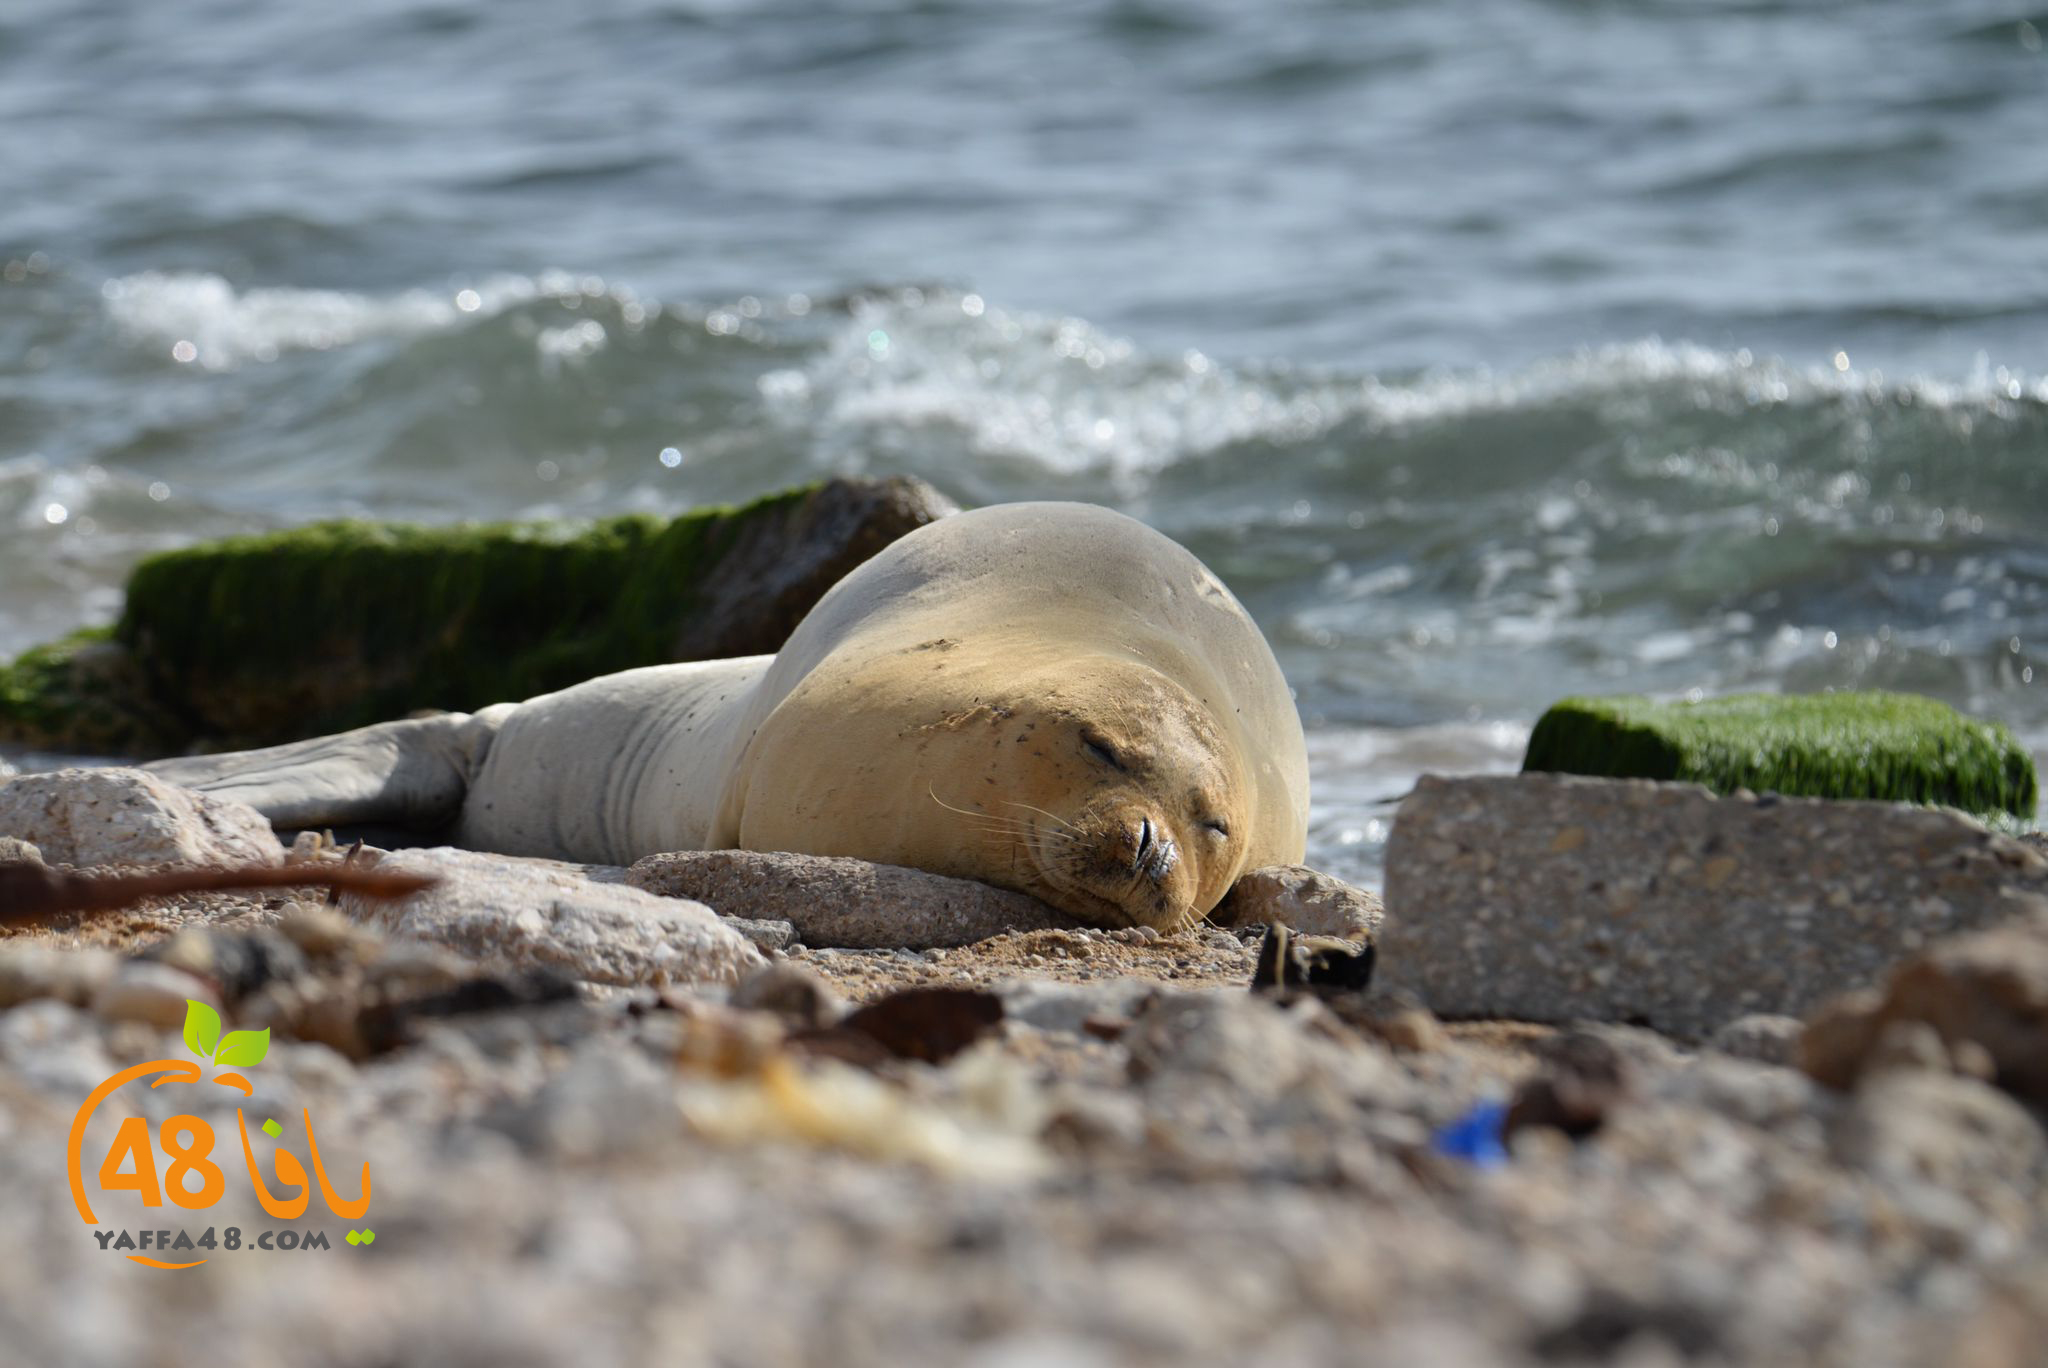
[{"x1": 143, "y1": 705, "x2": 513, "y2": 834}]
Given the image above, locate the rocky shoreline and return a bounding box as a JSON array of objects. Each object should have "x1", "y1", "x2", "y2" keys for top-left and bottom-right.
[{"x1": 1, "y1": 765, "x2": 2043, "y2": 1366}]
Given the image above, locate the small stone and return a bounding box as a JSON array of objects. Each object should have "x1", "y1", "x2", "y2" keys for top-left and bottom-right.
[
  {"x1": 0, "y1": 836, "x2": 43, "y2": 866},
  {"x1": 147, "y1": 926, "x2": 309, "y2": 1004},
  {"x1": 0, "y1": 944, "x2": 118, "y2": 1009},
  {"x1": 1863, "y1": 1020, "x2": 1954, "y2": 1077},
  {"x1": 1834, "y1": 1069, "x2": 2047, "y2": 1195},
  {"x1": 1212, "y1": 864, "x2": 1384, "y2": 942},
  {"x1": 1040, "y1": 1089, "x2": 1147, "y2": 1153},
  {"x1": 1348, "y1": 991, "x2": 1447, "y2": 1053},
  {"x1": 1507, "y1": 1030, "x2": 1633, "y2": 1139},
  {"x1": 278, "y1": 901, "x2": 372, "y2": 961},
  {"x1": 489, "y1": 1039, "x2": 681, "y2": 1161},
  {"x1": 1124, "y1": 993, "x2": 1311, "y2": 1100},
  {"x1": 1799, "y1": 988, "x2": 1885, "y2": 1090},
  {"x1": 363, "y1": 940, "x2": 474, "y2": 1000},
  {"x1": 999, "y1": 978, "x2": 1160, "y2": 1037},
  {"x1": 241, "y1": 977, "x2": 368, "y2": 1060},
  {"x1": 729, "y1": 962, "x2": 841, "y2": 1028},
  {"x1": 1708, "y1": 1014, "x2": 1805, "y2": 1068},
  {"x1": 92, "y1": 960, "x2": 218, "y2": 1030},
  {"x1": 1800, "y1": 911, "x2": 2048, "y2": 1104},
  {"x1": 723, "y1": 917, "x2": 798, "y2": 953}
]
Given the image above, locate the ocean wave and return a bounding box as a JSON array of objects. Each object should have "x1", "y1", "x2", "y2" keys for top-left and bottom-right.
[
  {"x1": 757, "y1": 288, "x2": 2048, "y2": 486},
  {"x1": 98, "y1": 271, "x2": 557, "y2": 368},
  {"x1": 44, "y1": 272, "x2": 2048, "y2": 746}
]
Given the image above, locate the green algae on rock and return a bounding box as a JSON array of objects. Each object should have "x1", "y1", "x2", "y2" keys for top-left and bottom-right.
[
  {"x1": 1522, "y1": 691, "x2": 2037, "y2": 818},
  {"x1": 1, "y1": 476, "x2": 954, "y2": 756},
  {"x1": 0, "y1": 627, "x2": 187, "y2": 756}
]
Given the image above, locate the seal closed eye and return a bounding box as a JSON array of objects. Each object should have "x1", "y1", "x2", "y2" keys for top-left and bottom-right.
[{"x1": 146, "y1": 502, "x2": 1310, "y2": 931}]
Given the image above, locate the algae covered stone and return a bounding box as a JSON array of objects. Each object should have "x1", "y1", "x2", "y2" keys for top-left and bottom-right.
[
  {"x1": 0, "y1": 475, "x2": 954, "y2": 755},
  {"x1": 1522, "y1": 691, "x2": 2036, "y2": 818},
  {"x1": 0, "y1": 627, "x2": 185, "y2": 755}
]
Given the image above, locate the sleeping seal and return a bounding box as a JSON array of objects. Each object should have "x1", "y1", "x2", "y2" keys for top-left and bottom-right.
[{"x1": 148, "y1": 502, "x2": 1309, "y2": 931}]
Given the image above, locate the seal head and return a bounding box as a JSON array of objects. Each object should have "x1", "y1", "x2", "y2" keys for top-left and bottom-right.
[{"x1": 722, "y1": 503, "x2": 1307, "y2": 930}]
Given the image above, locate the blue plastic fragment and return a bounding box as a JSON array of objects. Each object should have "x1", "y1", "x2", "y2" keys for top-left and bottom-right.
[{"x1": 1432, "y1": 1099, "x2": 1511, "y2": 1166}]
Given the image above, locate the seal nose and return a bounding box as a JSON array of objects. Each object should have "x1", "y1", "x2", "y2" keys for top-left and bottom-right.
[{"x1": 1130, "y1": 816, "x2": 1177, "y2": 883}]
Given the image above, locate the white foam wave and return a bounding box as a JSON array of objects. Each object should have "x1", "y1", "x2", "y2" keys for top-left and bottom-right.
[
  {"x1": 99, "y1": 271, "x2": 550, "y2": 368},
  {"x1": 758, "y1": 294, "x2": 2048, "y2": 481}
]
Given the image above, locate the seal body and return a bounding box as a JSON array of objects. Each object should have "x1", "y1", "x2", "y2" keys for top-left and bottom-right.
[{"x1": 150, "y1": 503, "x2": 1309, "y2": 929}]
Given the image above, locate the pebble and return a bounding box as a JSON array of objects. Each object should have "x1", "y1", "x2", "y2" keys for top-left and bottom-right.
[
  {"x1": 277, "y1": 899, "x2": 374, "y2": 961},
  {"x1": 147, "y1": 925, "x2": 308, "y2": 1003},
  {"x1": 0, "y1": 944, "x2": 119, "y2": 1009},
  {"x1": 729, "y1": 962, "x2": 842, "y2": 1028},
  {"x1": 1707, "y1": 1014, "x2": 1805, "y2": 1068},
  {"x1": 91, "y1": 960, "x2": 218, "y2": 1031},
  {"x1": 1213, "y1": 864, "x2": 1384, "y2": 942}
]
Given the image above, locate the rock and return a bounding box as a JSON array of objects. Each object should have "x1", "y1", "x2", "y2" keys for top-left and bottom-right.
[
  {"x1": 626, "y1": 848, "x2": 1074, "y2": 949},
  {"x1": 362, "y1": 938, "x2": 475, "y2": 999},
  {"x1": 1879, "y1": 913, "x2": 2048, "y2": 1102},
  {"x1": 1523, "y1": 691, "x2": 2036, "y2": 818},
  {"x1": 0, "y1": 767, "x2": 280, "y2": 867},
  {"x1": 0, "y1": 836, "x2": 41, "y2": 865},
  {"x1": 1124, "y1": 993, "x2": 1314, "y2": 1102},
  {"x1": 1861, "y1": 1019, "x2": 1963, "y2": 1077},
  {"x1": 668, "y1": 474, "x2": 958, "y2": 660},
  {"x1": 1214, "y1": 864, "x2": 1384, "y2": 941},
  {"x1": 834, "y1": 987, "x2": 1005, "y2": 1064},
  {"x1": 724, "y1": 917, "x2": 798, "y2": 953},
  {"x1": 91, "y1": 960, "x2": 218, "y2": 1030},
  {"x1": 0, "y1": 629, "x2": 186, "y2": 756},
  {"x1": 487, "y1": 1039, "x2": 682, "y2": 1162},
  {"x1": 0, "y1": 944, "x2": 119, "y2": 1009},
  {"x1": 1707, "y1": 1014, "x2": 1805, "y2": 1068},
  {"x1": 998, "y1": 978, "x2": 1162, "y2": 1037},
  {"x1": 1505, "y1": 1030, "x2": 1632, "y2": 1140},
  {"x1": 277, "y1": 900, "x2": 376, "y2": 961},
  {"x1": 1800, "y1": 911, "x2": 2048, "y2": 1104},
  {"x1": 1797, "y1": 989, "x2": 1886, "y2": 1091},
  {"x1": 1345, "y1": 990, "x2": 1447, "y2": 1053},
  {"x1": 239, "y1": 977, "x2": 368, "y2": 1060},
  {"x1": 146, "y1": 925, "x2": 309, "y2": 1003},
  {"x1": 729, "y1": 963, "x2": 842, "y2": 1028},
  {"x1": 357, "y1": 968, "x2": 590, "y2": 1056},
  {"x1": 1380, "y1": 772, "x2": 2047, "y2": 1036},
  {"x1": 1832, "y1": 1069, "x2": 2047, "y2": 1198},
  {"x1": 342, "y1": 847, "x2": 763, "y2": 987}
]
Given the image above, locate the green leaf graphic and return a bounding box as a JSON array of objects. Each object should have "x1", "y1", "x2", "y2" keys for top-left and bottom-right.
[
  {"x1": 182, "y1": 1000, "x2": 222, "y2": 1061},
  {"x1": 214, "y1": 1028, "x2": 271, "y2": 1068}
]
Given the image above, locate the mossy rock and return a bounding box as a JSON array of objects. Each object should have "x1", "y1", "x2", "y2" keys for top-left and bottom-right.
[
  {"x1": 0, "y1": 627, "x2": 188, "y2": 755},
  {"x1": 1, "y1": 476, "x2": 955, "y2": 756},
  {"x1": 1522, "y1": 692, "x2": 2037, "y2": 819}
]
